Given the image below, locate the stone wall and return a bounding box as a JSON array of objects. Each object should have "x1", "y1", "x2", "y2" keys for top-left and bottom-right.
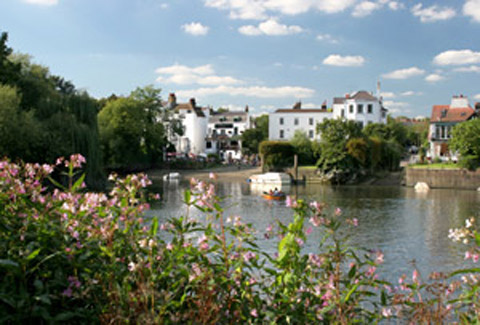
[{"x1": 405, "y1": 168, "x2": 480, "y2": 190}]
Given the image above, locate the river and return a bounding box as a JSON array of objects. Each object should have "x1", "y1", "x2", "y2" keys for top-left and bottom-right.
[{"x1": 147, "y1": 180, "x2": 480, "y2": 283}]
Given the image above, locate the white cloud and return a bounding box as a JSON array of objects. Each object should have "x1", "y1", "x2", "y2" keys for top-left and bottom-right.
[
  {"x1": 380, "y1": 92, "x2": 396, "y2": 99},
  {"x1": 411, "y1": 3, "x2": 456, "y2": 23},
  {"x1": 425, "y1": 73, "x2": 445, "y2": 82},
  {"x1": 382, "y1": 66, "x2": 425, "y2": 79},
  {"x1": 433, "y1": 49, "x2": 480, "y2": 65},
  {"x1": 464, "y1": 0, "x2": 480, "y2": 22},
  {"x1": 160, "y1": 3, "x2": 169, "y2": 9},
  {"x1": 474, "y1": 94, "x2": 480, "y2": 100},
  {"x1": 238, "y1": 19, "x2": 304, "y2": 36},
  {"x1": 182, "y1": 22, "x2": 210, "y2": 36},
  {"x1": 323, "y1": 54, "x2": 365, "y2": 67},
  {"x1": 400, "y1": 90, "x2": 422, "y2": 96},
  {"x1": 177, "y1": 85, "x2": 315, "y2": 99},
  {"x1": 454, "y1": 65, "x2": 480, "y2": 73},
  {"x1": 155, "y1": 64, "x2": 241, "y2": 86},
  {"x1": 388, "y1": 1, "x2": 404, "y2": 10},
  {"x1": 352, "y1": 1, "x2": 382, "y2": 17},
  {"x1": 273, "y1": 62, "x2": 283, "y2": 67},
  {"x1": 204, "y1": 0, "x2": 356, "y2": 20},
  {"x1": 384, "y1": 100, "x2": 409, "y2": 108},
  {"x1": 316, "y1": 33, "x2": 339, "y2": 44},
  {"x1": 22, "y1": 0, "x2": 58, "y2": 5}
]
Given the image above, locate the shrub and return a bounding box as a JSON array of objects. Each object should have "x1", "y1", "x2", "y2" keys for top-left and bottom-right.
[
  {"x1": 259, "y1": 141, "x2": 295, "y2": 171},
  {"x1": 458, "y1": 155, "x2": 478, "y2": 171}
]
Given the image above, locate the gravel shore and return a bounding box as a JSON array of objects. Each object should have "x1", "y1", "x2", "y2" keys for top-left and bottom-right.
[{"x1": 148, "y1": 165, "x2": 262, "y2": 182}]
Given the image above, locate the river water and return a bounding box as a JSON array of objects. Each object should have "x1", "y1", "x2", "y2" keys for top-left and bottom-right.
[{"x1": 148, "y1": 180, "x2": 480, "y2": 283}]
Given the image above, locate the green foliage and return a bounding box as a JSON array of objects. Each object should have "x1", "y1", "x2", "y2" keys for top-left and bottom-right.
[
  {"x1": 241, "y1": 115, "x2": 268, "y2": 155},
  {"x1": 289, "y1": 130, "x2": 317, "y2": 165},
  {"x1": 450, "y1": 119, "x2": 480, "y2": 170},
  {"x1": 259, "y1": 141, "x2": 295, "y2": 171},
  {"x1": 458, "y1": 155, "x2": 478, "y2": 171},
  {"x1": 346, "y1": 137, "x2": 368, "y2": 166}
]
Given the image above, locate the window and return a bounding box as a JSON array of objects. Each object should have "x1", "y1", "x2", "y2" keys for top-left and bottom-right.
[
  {"x1": 381, "y1": 111, "x2": 386, "y2": 118},
  {"x1": 279, "y1": 117, "x2": 284, "y2": 125},
  {"x1": 357, "y1": 104, "x2": 363, "y2": 114},
  {"x1": 435, "y1": 126, "x2": 441, "y2": 139},
  {"x1": 349, "y1": 105, "x2": 354, "y2": 113},
  {"x1": 367, "y1": 104, "x2": 373, "y2": 114},
  {"x1": 280, "y1": 130, "x2": 284, "y2": 139},
  {"x1": 294, "y1": 118, "x2": 299, "y2": 125},
  {"x1": 309, "y1": 130, "x2": 314, "y2": 139},
  {"x1": 234, "y1": 127, "x2": 238, "y2": 135},
  {"x1": 341, "y1": 109, "x2": 345, "y2": 117},
  {"x1": 206, "y1": 141, "x2": 212, "y2": 149},
  {"x1": 309, "y1": 118, "x2": 314, "y2": 125}
]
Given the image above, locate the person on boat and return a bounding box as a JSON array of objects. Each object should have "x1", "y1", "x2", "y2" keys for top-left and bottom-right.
[
  {"x1": 273, "y1": 187, "x2": 279, "y2": 195},
  {"x1": 269, "y1": 189, "x2": 274, "y2": 195}
]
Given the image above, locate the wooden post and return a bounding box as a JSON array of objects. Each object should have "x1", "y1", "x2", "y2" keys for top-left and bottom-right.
[{"x1": 294, "y1": 154, "x2": 298, "y2": 182}]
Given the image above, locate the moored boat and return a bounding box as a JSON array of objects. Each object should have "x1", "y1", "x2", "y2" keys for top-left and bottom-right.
[{"x1": 262, "y1": 192, "x2": 286, "y2": 201}]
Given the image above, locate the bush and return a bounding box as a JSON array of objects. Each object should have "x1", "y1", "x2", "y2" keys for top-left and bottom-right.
[
  {"x1": 458, "y1": 155, "x2": 479, "y2": 171},
  {"x1": 259, "y1": 141, "x2": 295, "y2": 171}
]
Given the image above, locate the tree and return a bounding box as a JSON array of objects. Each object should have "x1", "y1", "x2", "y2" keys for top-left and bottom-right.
[
  {"x1": 241, "y1": 114, "x2": 269, "y2": 155},
  {"x1": 450, "y1": 119, "x2": 480, "y2": 169},
  {"x1": 290, "y1": 130, "x2": 315, "y2": 165}
]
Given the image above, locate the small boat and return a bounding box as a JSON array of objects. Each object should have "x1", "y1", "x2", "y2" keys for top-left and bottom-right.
[
  {"x1": 163, "y1": 172, "x2": 181, "y2": 181},
  {"x1": 262, "y1": 192, "x2": 286, "y2": 201}
]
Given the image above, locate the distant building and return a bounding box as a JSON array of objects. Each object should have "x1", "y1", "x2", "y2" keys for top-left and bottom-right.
[
  {"x1": 332, "y1": 90, "x2": 387, "y2": 127},
  {"x1": 428, "y1": 95, "x2": 476, "y2": 160},
  {"x1": 268, "y1": 101, "x2": 330, "y2": 141},
  {"x1": 166, "y1": 93, "x2": 209, "y2": 155},
  {"x1": 205, "y1": 106, "x2": 251, "y2": 160}
]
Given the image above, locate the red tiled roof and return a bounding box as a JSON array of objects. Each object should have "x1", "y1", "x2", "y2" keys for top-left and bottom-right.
[
  {"x1": 274, "y1": 109, "x2": 330, "y2": 113},
  {"x1": 430, "y1": 105, "x2": 474, "y2": 123}
]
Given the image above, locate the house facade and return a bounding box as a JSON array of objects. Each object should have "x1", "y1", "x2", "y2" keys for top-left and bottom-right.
[
  {"x1": 428, "y1": 95, "x2": 476, "y2": 160},
  {"x1": 268, "y1": 102, "x2": 330, "y2": 141},
  {"x1": 205, "y1": 107, "x2": 251, "y2": 160},
  {"x1": 166, "y1": 93, "x2": 209, "y2": 155},
  {"x1": 332, "y1": 90, "x2": 387, "y2": 127}
]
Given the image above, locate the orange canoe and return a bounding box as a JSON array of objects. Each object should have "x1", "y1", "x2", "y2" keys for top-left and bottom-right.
[{"x1": 262, "y1": 193, "x2": 286, "y2": 201}]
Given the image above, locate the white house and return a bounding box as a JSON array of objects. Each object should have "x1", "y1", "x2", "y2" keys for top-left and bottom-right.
[
  {"x1": 268, "y1": 102, "x2": 331, "y2": 141},
  {"x1": 332, "y1": 90, "x2": 387, "y2": 127},
  {"x1": 428, "y1": 95, "x2": 476, "y2": 160},
  {"x1": 205, "y1": 106, "x2": 251, "y2": 160},
  {"x1": 166, "y1": 93, "x2": 209, "y2": 155}
]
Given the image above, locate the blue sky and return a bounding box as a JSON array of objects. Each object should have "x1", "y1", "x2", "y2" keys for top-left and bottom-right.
[{"x1": 1, "y1": 0, "x2": 480, "y2": 117}]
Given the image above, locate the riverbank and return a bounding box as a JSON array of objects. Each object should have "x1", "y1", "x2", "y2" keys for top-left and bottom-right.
[{"x1": 148, "y1": 165, "x2": 262, "y2": 182}]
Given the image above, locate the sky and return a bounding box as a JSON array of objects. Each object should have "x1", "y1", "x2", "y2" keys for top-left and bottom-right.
[{"x1": 1, "y1": 0, "x2": 480, "y2": 118}]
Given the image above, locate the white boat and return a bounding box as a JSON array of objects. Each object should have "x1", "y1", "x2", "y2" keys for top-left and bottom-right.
[
  {"x1": 248, "y1": 172, "x2": 291, "y2": 185},
  {"x1": 163, "y1": 172, "x2": 181, "y2": 181}
]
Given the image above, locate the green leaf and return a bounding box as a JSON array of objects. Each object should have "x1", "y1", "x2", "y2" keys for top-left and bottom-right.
[
  {"x1": 26, "y1": 248, "x2": 41, "y2": 261},
  {"x1": 343, "y1": 283, "x2": 360, "y2": 303},
  {"x1": 151, "y1": 217, "x2": 159, "y2": 237},
  {"x1": 449, "y1": 268, "x2": 480, "y2": 277},
  {"x1": 184, "y1": 189, "x2": 191, "y2": 205},
  {"x1": 47, "y1": 176, "x2": 67, "y2": 191},
  {"x1": 72, "y1": 173, "x2": 86, "y2": 191}
]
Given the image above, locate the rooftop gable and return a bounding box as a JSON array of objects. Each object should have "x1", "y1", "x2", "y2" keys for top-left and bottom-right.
[{"x1": 431, "y1": 105, "x2": 474, "y2": 123}]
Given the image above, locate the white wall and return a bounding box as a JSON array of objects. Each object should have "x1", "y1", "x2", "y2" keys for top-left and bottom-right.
[
  {"x1": 332, "y1": 99, "x2": 386, "y2": 126},
  {"x1": 269, "y1": 111, "x2": 332, "y2": 141}
]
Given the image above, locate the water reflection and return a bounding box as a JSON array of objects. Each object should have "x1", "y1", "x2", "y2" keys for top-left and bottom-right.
[{"x1": 150, "y1": 180, "x2": 480, "y2": 283}]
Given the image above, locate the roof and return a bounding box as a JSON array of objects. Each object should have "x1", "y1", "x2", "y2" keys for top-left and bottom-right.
[
  {"x1": 430, "y1": 105, "x2": 474, "y2": 123},
  {"x1": 350, "y1": 91, "x2": 377, "y2": 101},
  {"x1": 174, "y1": 103, "x2": 206, "y2": 117},
  {"x1": 273, "y1": 108, "x2": 330, "y2": 113},
  {"x1": 209, "y1": 111, "x2": 247, "y2": 123},
  {"x1": 333, "y1": 97, "x2": 346, "y2": 104}
]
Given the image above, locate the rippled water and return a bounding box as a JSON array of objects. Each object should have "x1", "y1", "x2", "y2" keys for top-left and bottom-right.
[{"x1": 147, "y1": 180, "x2": 480, "y2": 283}]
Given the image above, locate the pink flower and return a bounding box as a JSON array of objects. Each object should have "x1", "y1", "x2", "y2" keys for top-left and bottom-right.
[
  {"x1": 305, "y1": 226, "x2": 313, "y2": 235},
  {"x1": 382, "y1": 308, "x2": 392, "y2": 317},
  {"x1": 335, "y1": 207, "x2": 342, "y2": 216},
  {"x1": 243, "y1": 251, "x2": 256, "y2": 262},
  {"x1": 209, "y1": 172, "x2": 217, "y2": 180},
  {"x1": 296, "y1": 238, "x2": 304, "y2": 246},
  {"x1": 352, "y1": 218, "x2": 358, "y2": 226},
  {"x1": 465, "y1": 251, "x2": 472, "y2": 260},
  {"x1": 166, "y1": 242, "x2": 173, "y2": 250},
  {"x1": 412, "y1": 269, "x2": 419, "y2": 283},
  {"x1": 286, "y1": 196, "x2": 292, "y2": 207},
  {"x1": 250, "y1": 309, "x2": 258, "y2": 317},
  {"x1": 474, "y1": 254, "x2": 479, "y2": 263}
]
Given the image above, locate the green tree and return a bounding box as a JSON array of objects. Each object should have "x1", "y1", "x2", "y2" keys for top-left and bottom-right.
[
  {"x1": 450, "y1": 119, "x2": 480, "y2": 170},
  {"x1": 241, "y1": 114, "x2": 269, "y2": 154},
  {"x1": 290, "y1": 130, "x2": 315, "y2": 165}
]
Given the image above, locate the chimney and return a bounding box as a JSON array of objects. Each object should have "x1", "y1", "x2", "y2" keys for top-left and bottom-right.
[
  {"x1": 321, "y1": 100, "x2": 327, "y2": 110},
  {"x1": 293, "y1": 101, "x2": 302, "y2": 110},
  {"x1": 189, "y1": 98, "x2": 196, "y2": 108},
  {"x1": 245, "y1": 105, "x2": 249, "y2": 113},
  {"x1": 345, "y1": 93, "x2": 350, "y2": 99},
  {"x1": 168, "y1": 93, "x2": 176, "y2": 108}
]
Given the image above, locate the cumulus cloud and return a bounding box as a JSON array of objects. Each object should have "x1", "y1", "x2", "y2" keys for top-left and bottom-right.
[
  {"x1": 382, "y1": 67, "x2": 425, "y2": 79},
  {"x1": 182, "y1": 22, "x2": 210, "y2": 36},
  {"x1": 204, "y1": 0, "x2": 356, "y2": 20},
  {"x1": 464, "y1": 0, "x2": 480, "y2": 22},
  {"x1": 425, "y1": 73, "x2": 445, "y2": 82},
  {"x1": 380, "y1": 92, "x2": 396, "y2": 99},
  {"x1": 22, "y1": 0, "x2": 58, "y2": 5},
  {"x1": 411, "y1": 3, "x2": 456, "y2": 22},
  {"x1": 238, "y1": 19, "x2": 304, "y2": 36},
  {"x1": 316, "y1": 33, "x2": 339, "y2": 44},
  {"x1": 433, "y1": 49, "x2": 480, "y2": 65},
  {"x1": 176, "y1": 85, "x2": 315, "y2": 99},
  {"x1": 352, "y1": 1, "x2": 382, "y2": 17},
  {"x1": 323, "y1": 54, "x2": 365, "y2": 67},
  {"x1": 155, "y1": 64, "x2": 241, "y2": 86},
  {"x1": 454, "y1": 65, "x2": 480, "y2": 73},
  {"x1": 474, "y1": 94, "x2": 480, "y2": 100}
]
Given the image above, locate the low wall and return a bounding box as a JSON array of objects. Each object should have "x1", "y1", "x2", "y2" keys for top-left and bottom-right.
[{"x1": 405, "y1": 168, "x2": 480, "y2": 190}]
